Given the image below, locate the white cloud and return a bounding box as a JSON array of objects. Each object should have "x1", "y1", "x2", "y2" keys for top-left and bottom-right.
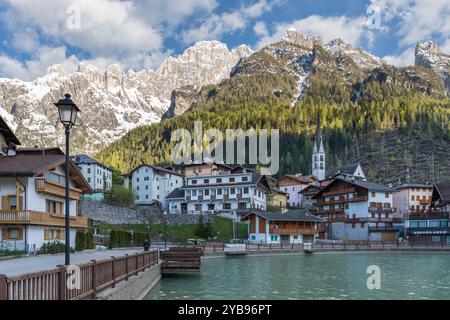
[
  {"x1": 180, "y1": 0, "x2": 279, "y2": 44},
  {"x1": 0, "y1": 46, "x2": 79, "y2": 80},
  {"x1": 383, "y1": 46, "x2": 415, "y2": 67},
  {"x1": 253, "y1": 21, "x2": 269, "y2": 37},
  {"x1": 256, "y1": 15, "x2": 367, "y2": 49},
  {"x1": 0, "y1": 0, "x2": 217, "y2": 79},
  {"x1": 370, "y1": 0, "x2": 450, "y2": 46}
]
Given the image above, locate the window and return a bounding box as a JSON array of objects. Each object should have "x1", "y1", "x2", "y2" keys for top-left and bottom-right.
[
  {"x1": 87, "y1": 177, "x2": 91, "y2": 183},
  {"x1": 372, "y1": 192, "x2": 376, "y2": 197},
  {"x1": 229, "y1": 178, "x2": 235, "y2": 183},
  {"x1": 251, "y1": 235, "x2": 256, "y2": 240},
  {"x1": 385, "y1": 193, "x2": 389, "y2": 198},
  {"x1": 242, "y1": 176, "x2": 248, "y2": 182},
  {"x1": 195, "y1": 204, "x2": 202, "y2": 211},
  {"x1": 8, "y1": 228, "x2": 19, "y2": 240},
  {"x1": 244, "y1": 187, "x2": 249, "y2": 194},
  {"x1": 409, "y1": 221, "x2": 419, "y2": 228},
  {"x1": 224, "y1": 203, "x2": 231, "y2": 210},
  {"x1": 145, "y1": 195, "x2": 149, "y2": 199},
  {"x1": 204, "y1": 179, "x2": 209, "y2": 184},
  {"x1": 205, "y1": 190, "x2": 210, "y2": 196},
  {"x1": 192, "y1": 180, "x2": 197, "y2": 185},
  {"x1": 137, "y1": 186, "x2": 140, "y2": 191},
  {"x1": 431, "y1": 236, "x2": 441, "y2": 242},
  {"x1": 146, "y1": 185, "x2": 149, "y2": 190},
  {"x1": 411, "y1": 195, "x2": 415, "y2": 201},
  {"x1": 46, "y1": 200, "x2": 62, "y2": 214},
  {"x1": 230, "y1": 188, "x2": 236, "y2": 195},
  {"x1": 136, "y1": 177, "x2": 140, "y2": 182},
  {"x1": 429, "y1": 221, "x2": 440, "y2": 228},
  {"x1": 238, "y1": 202, "x2": 246, "y2": 209},
  {"x1": 144, "y1": 177, "x2": 149, "y2": 181},
  {"x1": 217, "y1": 189, "x2": 222, "y2": 195},
  {"x1": 208, "y1": 204, "x2": 214, "y2": 211},
  {"x1": 270, "y1": 235, "x2": 278, "y2": 242},
  {"x1": 192, "y1": 190, "x2": 197, "y2": 197},
  {"x1": 216, "y1": 178, "x2": 222, "y2": 183}
]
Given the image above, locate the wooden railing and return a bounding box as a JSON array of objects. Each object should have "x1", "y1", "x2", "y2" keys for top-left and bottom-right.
[
  {"x1": 0, "y1": 250, "x2": 158, "y2": 300},
  {"x1": 35, "y1": 178, "x2": 81, "y2": 200},
  {"x1": 316, "y1": 195, "x2": 368, "y2": 206},
  {"x1": 0, "y1": 210, "x2": 88, "y2": 228},
  {"x1": 269, "y1": 228, "x2": 321, "y2": 235}
]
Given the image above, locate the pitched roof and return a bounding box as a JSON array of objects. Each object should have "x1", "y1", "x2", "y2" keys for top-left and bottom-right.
[
  {"x1": 393, "y1": 183, "x2": 433, "y2": 190},
  {"x1": 16, "y1": 147, "x2": 64, "y2": 155},
  {"x1": 0, "y1": 116, "x2": 21, "y2": 146},
  {"x1": 434, "y1": 183, "x2": 450, "y2": 202},
  {"x1": 124, "y1": 164, "x2": 183, "y2": 177},
  {"x1": 279, "y1": 174, "x2": 316, "y2": 185},
  {"x1": 241, "y1": 210, "x2": 325, "y2": 223},
  {"x1": 72, "y1": 154, "x2": 112, "y2": 171},
  {"x1": 166, "y1": 188, "x2": 185, "y2": 199},
  {"x1": 0, "y1": 153, "x2": 92, "y2": 193},
  {"x1": 326, "y1": 163, "x2": 362, "y2": 178},
  {"x1": 314, "y1": 177, "x2": 393, "y2": 198}
]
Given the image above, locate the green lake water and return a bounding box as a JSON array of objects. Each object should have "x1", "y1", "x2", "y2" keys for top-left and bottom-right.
[{"x1": 146, "y1": 253, "x2": 450, "y2": 300}]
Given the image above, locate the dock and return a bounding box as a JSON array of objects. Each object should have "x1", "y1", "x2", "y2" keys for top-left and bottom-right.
[
  {"x1": 224, "y1": 244, "x2": 247, "y2": 256},
  {"x1": 160, "y1": 247, "x2": 203, "y2": 274}
]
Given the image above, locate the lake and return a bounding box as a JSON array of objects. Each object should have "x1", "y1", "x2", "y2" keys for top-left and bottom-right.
[{"x1": 146, "y1": 252, "x2": 450, "y2": 300}]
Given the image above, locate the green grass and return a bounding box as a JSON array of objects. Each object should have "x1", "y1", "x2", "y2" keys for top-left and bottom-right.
[{"x1": 96, "y1": 216, "x2": 248, "y2": 243}]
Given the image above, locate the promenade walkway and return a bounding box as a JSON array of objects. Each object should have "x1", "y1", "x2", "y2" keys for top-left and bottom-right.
[{"x1": 0, "y1": 248, "x2": 144, "y2": 276}]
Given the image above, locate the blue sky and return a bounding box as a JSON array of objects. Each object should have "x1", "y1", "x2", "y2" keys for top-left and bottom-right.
[{"x1": 0, "y1": 0, "x2": 449, "y2": 80}]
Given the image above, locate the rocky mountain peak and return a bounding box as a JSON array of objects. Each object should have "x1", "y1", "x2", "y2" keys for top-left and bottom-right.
[
  {"x1": 282, "y1": 28, "x2": 324, "y2": 49},
  {"x1": 416, "y1": 41, "x2": 450, "y2": 92}
]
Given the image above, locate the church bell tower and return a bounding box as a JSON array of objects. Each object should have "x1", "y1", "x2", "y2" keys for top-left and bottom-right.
[{"x1": 312, "y1": 112, "x2": 325, "y2": 181}]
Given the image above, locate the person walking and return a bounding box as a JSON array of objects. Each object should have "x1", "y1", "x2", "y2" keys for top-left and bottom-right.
[{"x1": 144, "y1": 240, "x2": 150, "y2": 252}]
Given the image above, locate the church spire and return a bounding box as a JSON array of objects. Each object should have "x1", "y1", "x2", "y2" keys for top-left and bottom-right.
[{"x1": 312, "y1": 110, "x2": 325, "y2": 181}]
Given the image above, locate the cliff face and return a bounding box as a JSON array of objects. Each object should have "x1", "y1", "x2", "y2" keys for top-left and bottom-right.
[
  {"x1": 415, "y1": 41, "x2": 450, "y2": 92},
  {"x1": 0, "y1": 41, "x2": 252, "y2": 154}
]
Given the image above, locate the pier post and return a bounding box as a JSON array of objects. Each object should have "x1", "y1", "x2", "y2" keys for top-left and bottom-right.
[
  {"x1": 111, "y1": 256, "x2": 116, "y2": 288},
  {"x1": 0, "y1": 274, "x2": 8, "y2": 300}
]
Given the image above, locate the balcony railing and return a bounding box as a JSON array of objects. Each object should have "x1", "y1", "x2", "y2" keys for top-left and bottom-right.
[
  {"x1": 35, "y1": 178, "x2": 81, "y2": 200},
  {"x1": 322, "y1": 188, "x2": 356, "y2": 197},
  {"x1": 269, "y1": 227, "x2": 322, "y2": 235},
  {"x1": 368, "y1": 225, "x2": 400, "y2": 233},
  {"x1": 368, "y1": 207, "x2": 396, "y2": 213},
  {"x1": 0, "y1": 210, "x2": 88, "y2": 228},
  {"x1": 316, "y1": 195, "x2": 368, "y2": 206},
  {"x1": 407, "y1": 211, "x2": 449, "y2": 220}
]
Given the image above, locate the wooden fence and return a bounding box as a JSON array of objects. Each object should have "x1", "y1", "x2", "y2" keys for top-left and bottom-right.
[
  {"x1": 0, "y1": 250, "x2": 158, "y2": 300},
  {"x1": 177, "y1": 241, "x2": 450, "y2": 253}
]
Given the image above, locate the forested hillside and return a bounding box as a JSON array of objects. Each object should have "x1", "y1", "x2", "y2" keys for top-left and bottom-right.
[{"x1": 96, "y1": 37, "x2": 450, "y2": 184}]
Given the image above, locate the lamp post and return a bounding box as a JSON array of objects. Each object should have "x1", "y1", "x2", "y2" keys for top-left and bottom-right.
[
  {"x1": 54, "y1": 94, "x2": 80, "y2": 266},
  {"x1": 163, "y1": 211, "x2": 168, "y2": 251}
]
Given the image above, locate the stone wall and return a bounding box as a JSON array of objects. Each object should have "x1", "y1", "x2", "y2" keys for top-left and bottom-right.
[
  {"x1": 79, "y1": 199, "x2": 213, "y2": 225},
  {"x1": 98, "y1": 263, "x2": 161, "y2": 300}
]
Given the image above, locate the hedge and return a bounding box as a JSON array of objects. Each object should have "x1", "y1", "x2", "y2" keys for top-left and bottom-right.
[
  {"x1": 109, "y1": 230, "x2": 149, "y2": 248},
  {"x1": 75, "y1": 231, "x2": 95, "y2": 251}
]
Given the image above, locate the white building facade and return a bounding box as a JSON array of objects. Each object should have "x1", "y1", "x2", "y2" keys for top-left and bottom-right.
[
  {"x1": 168, "y1": 172, "x2": 270, "y2": 214},
  {"x1": 124, "y1": 165, "x2": 183, "y2": 210},
  {"x1": 0, "y1": 150, "x2": 91, "y2": 253},
  {"x1": 73, "y1": 155, "x2": 113, "y2": 193}
]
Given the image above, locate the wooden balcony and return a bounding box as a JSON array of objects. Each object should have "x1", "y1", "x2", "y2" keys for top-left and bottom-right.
[
  {"x1": 269, "y1": 227, "x2": 321, "y2": 235},
  {"x1": 35, "y1": 178, "x2": 81, "y2": 200},
  {"x1": 322, "y1": 188, "x2": 356, "y2": 197},
  {"x1": 0, "y1": 210, "x2": 88, "y2": 228},
  {"x1": 316, "y1": 195, "x2": 368, "y2": 206}
]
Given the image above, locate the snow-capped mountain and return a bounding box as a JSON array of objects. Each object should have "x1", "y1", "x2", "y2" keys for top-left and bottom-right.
[
  {"x1": 0, "y1": 41, "x2": 252, "y2": 154},
  {"x1": 0, "y1": 30, "x2": 448, "y2": 155},
  {"x1": 415, "y1": 41, "x2": 450, "y2": 92}
]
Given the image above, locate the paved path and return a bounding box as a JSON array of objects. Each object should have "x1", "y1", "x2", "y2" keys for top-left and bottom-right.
[{"x1": 0, "y1": 248, "x2": 145, "y2": 277}]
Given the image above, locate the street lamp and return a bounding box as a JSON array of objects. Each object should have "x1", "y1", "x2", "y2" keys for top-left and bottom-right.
[
  {"x1": 54, "y1": 94, "x2": 80, "y2": 265},
  {"x1": 163, "y1": 210, "x2": 168, "y2": 251}
]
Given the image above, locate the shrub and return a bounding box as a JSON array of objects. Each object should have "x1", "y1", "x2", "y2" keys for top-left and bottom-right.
[
  {"x1": 38, "y1": 241, "x2": 74, "y2": 255},
  {"x1": 194, "y1": 215, "x2": 213, "y2": 240},
  {"x1": 75, "y1": 231, "x2": 95, "y2": 251},
  {"x1": 104, "y1": 185, "x2": 135, "y2": 206},
  {"x1": 110, "y1": 230, "x2": 131, "y2": 248},
  {"x1": 133, "y1": 232, "x2": 149, "y2": 246}
]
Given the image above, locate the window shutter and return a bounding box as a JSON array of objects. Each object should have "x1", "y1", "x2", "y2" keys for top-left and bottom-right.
[
  {"x1": 1, "y1": 196, "x2": 9, "y2": 210},
  {"x1": 2, "y1": 228, "x2": 9, "y2": 240},
  {"x1": 18, "y1": 228, "x2": 24, "y2": 240},
  {"x1": 44, "y1": 229, "x2": 50, "y2": 240},
  {"x1": 18, "y1": 196, "x2": 24, "y2": 211}
]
